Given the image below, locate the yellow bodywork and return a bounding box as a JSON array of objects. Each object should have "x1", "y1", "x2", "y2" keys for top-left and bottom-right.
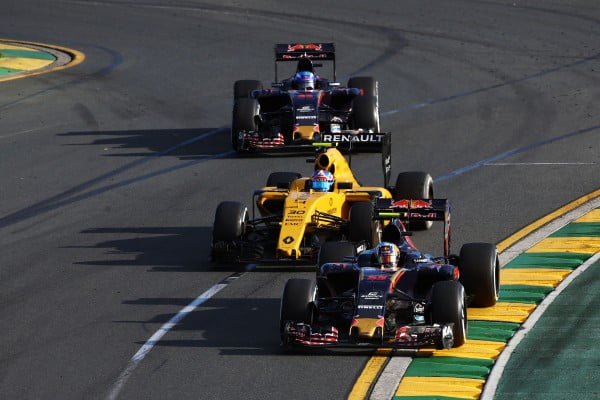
[
  {"x1": 294, "y1": 125, "x2": 318, "y2": 141},
  {"x1": 255, "y1": 147, "x2": 393, "y2": 259},
  {"x1": 351, "y1": 318, "x2": 383, "y2": 339}
]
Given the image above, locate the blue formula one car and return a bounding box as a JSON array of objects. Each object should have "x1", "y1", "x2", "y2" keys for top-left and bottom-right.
[
  {"x1": 232, "y1": 43, "x2": 384, "y2": 152},
  {"x1": 280, "y1": 198, "x2": 500, "y2": 350}
]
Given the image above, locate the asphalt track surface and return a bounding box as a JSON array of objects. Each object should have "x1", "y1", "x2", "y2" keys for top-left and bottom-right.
[{"x1": 0, "y1": 1, "x2": 598, "y2": 399}]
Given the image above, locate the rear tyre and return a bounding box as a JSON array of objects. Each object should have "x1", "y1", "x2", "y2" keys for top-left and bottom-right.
[
  {"x1": 431, "y1": 280, "x2": 467, "y2": 347},
  {"x1": 318, "y1": 241, "x2": 356, "y2": 267},
  {"x1": 348, "y1": 202, "x2": 376, "y2": 248},
  {"x1": 394, "y1": 171, "x2": 434, "y2": 230},
  {"x1": 234, "y1": 80, "x2": 263, "y2": 99},
  {"x1": 212, "y1": 201, "x2": 248, "y2": 242},
  {"x1": 459, "y1": 243, "x2": 499, "y2": 307},
  {"x1": 266, "y1": 172, "x2": 302, "y2": 187},
  {"x1": 347, "y1": 77, "x2": 380, "y2": 133}
]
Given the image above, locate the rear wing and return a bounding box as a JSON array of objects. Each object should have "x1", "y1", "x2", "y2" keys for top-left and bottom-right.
[
  {"x1": 274, "y1": 43, "x2": 336, "y2": 81},
  {"x1": 374, "y1": 198, "x2": 451, "y2": 259},
  {"x1": 274, "y1": 43, "x2": 336, "y2": 61},
  {"x1": 312, "y1": 132, "x2": 392, "y2": 187}
]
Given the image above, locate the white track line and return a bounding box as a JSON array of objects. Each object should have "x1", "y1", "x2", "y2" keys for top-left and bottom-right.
[{"x1": 106, "y1": 273, "x2": 243, "y2": 400}]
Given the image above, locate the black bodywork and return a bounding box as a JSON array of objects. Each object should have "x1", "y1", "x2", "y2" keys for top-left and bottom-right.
[
  {"x1": 233, "y1": 43, "x2": 384, "y2": 151},
  {"x1": 281, "y1": 199, "x2": 463, "y2": 349}
]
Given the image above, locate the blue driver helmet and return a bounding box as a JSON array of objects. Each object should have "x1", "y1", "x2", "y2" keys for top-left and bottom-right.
[
  {"x1": 376, "y1": 242, "x2": 400, "y2": 271},
  {"x1": 311, "y1": 169, "x2": 334, "y2": 192},
  {"x1": 294, "y1": 71, "x2": 315, "y2": 90}
]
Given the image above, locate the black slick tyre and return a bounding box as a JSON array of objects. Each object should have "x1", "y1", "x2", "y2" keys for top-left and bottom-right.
[
  {"x1": 431, "y1": 280, "x2": 467, "y2": 347},
  {"x1": 394, "y1": 171, "x2": 434, "y2": 230},
  {"x1": 318, "y1": 241, "x2": 356, "y2": 267},
  {"x1": 348, "y1": 202, "x2": 376, "y2": 247},
  {"x1": 212, "y1": 201, "x2": 247, "y2": 242},
  {"x1": 347, "y1": 77, "x2": 380, "y2": 133},
  {"x1": 266, "y1": 172, "x2": 301, "y2": 187},
  {"x1": 280, "y1": 278, "x2": 317, "y2": 344},
  {"x1": 458, "y1": 243, "x2": 500, "y2": 307},
  {"x1": 231, "y1": 98, "x2": 259, "y2": 152},
  {"x1": 234, "y1": 80, "x2": 263, "y2": 99}
]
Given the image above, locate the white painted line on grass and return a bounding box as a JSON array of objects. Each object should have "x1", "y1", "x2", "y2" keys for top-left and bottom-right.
[
  {"x1": 486, "y1": 162, "x2": 595, "y2": 166},
  {"x1": 106, "y1": 272, "x2": 244, "y2": 400},
  {"x1": 481, "y1": 251, "x2": 600, "y2": 400}
]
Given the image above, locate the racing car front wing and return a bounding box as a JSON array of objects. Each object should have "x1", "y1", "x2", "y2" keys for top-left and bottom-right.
[{"x1": 282, "y1": 322, "x2": 454, "y2": 349}]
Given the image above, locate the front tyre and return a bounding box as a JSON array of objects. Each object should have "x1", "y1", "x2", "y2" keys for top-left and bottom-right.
[
  {"x1": 280, "y1": 279, "x2": 317, "y2": 345},
  {"x1": 212, "y1": 201, "x2": 248, "y2": 242},
  {"x1": 431, "y1": 280, "x2": 467, "y2": 348},
  {"x1": 232, "y1": 98, "x2": 259, "y2": 152}
]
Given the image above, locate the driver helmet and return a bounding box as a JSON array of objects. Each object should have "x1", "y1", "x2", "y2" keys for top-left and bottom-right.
[
  {"x1": 293, "y1": 71, "x2": 315, "y2": 90},
  {"x1": 310, "y1": 169, "x2": 334, "y2": 192},
  {"x1": 376, "y1": 242, "x2": 400, "y2": 271}
]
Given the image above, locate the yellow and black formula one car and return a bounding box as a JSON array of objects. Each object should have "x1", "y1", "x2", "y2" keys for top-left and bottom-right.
[{"x1": 211, "y1": 135, "x2": 435, "y2": 264}]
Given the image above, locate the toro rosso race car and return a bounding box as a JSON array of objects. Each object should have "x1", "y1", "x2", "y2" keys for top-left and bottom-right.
[
  {"x1": 211, "y1": 136, "x2": 435, "y2": 264},
  {"x1": 280, "y1": 199, "x2": 500, "y2": 350},
  {"x1": 231, "y1": 43, "x2": 383, "y2": 152}
]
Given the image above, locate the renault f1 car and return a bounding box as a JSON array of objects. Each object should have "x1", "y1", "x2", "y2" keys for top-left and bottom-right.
[
  {"x1": 231, "y1": 43, "x2": 383, "y2": 152},
  {"x1": 280, "y1": 199, "x2": 500, "y2": 350},
  {"x1": 211, "y1": 136, "x2": 434, "y2": 264}
]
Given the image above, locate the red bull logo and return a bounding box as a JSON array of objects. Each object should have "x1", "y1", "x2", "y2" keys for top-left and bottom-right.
[
  {"x1": 392, "y1": 199, "x2": 432, "y2": 208},
  {"x1": 288, "y1": 44, "x2": 323, "y2": 52}
]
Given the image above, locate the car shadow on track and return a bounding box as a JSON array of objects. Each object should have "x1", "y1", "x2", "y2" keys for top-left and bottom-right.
[
  {"x1": 68, "y1": 226, "x2": 215, "y2": 271},
  {"x1": 70, "y1": 226, "x2": 325, "y2": 272},
  {"x1": 1, "y1": 127, "x2": 240, "y2": 230},
  {"x1": 58, "y1": 127, "x2": 322, "y2": 160},
  {"x1": 58, "y1": 127, "x2": 232, "y2": 160},
  {"x1": 117, "y1": 297, "x2": 376, "y2": 357}
]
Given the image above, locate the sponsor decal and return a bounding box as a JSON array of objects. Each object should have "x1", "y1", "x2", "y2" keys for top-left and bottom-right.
[
  {"x1": 283, "y1": 236, "x2": 294, "y2": 244},
  {"x1": 288, "y1": 210, "x2": 306, "y2": 215},
  {"x1": 366, "y1": 275, "x2": 387, "y2": 281},
  {"x1": 361, "y1": 291, "x2": 383, "y2": 300},
  {"x1": 392, "y1": 199, "x2": 432, "y2": 208},
  {"x1": 298, "y1": 105, "x2": 315, "y2": 112},
  {"x1": 322, "y1": 133, "x2": 385, "y2": 143},
  {"x1": 358, "y1": 305, "x2": 384, "y2": 310},
  {"x1": 326, "y1": 208, "x2": 337, "y2": 214},
  {"x1": 413, "y1": 257, "x2": 429, "y2": 263},
  {"x1": 384, "y1": 155, "x2": 391, "y2": 174},
  {"x1": 323, "y1": 263, "x2": 350, "y2": 273},
  {"x1": 296, "y1": 115, "x2": 317, "y2": 120},
  {"x1": 287, "y1": 44, "x2": 323, "y2": 52}
]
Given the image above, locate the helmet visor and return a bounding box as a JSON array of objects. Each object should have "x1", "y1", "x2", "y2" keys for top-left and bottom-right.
[
  {"x1": 380, "y1": 253, "x2": 396, "y2": 265},
  {"x1": 312, "y1": 180, "x2": 331, "y2": 192}
]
